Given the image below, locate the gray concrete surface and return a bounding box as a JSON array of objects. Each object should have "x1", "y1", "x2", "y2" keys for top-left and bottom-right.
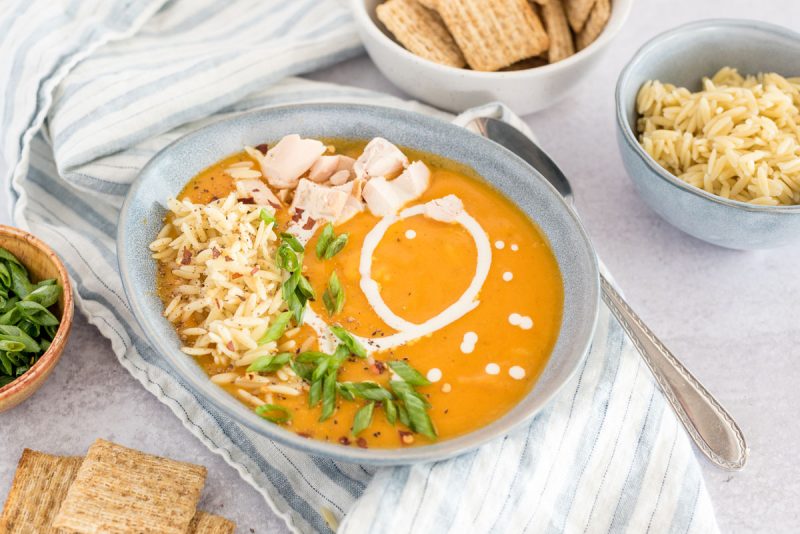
[{"x1": 2, "y1": 1, "x2": 799, "y2": 532}]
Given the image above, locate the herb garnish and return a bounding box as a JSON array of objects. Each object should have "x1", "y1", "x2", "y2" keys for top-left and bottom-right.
[
  {"x1": 330, "y1": 325, "x2": 367, "y2": 358},
  {"x1": 249, "y1": 346, "x2": 438, "y2": 441},
  {"x1": 247, "y1": 352, "x2": 292, "y2": 373},
  {"x1": 388, "y1": 360, "x2": 431, "y2": 387},
  {"x1": 0, "y1": 247, "x2": 62, "y2": 387},
  {"x1": 259, "y1": 208, "x2": 276, "y2": 226},
  {"x1": 257, "y1": 311, "x2": 292, "y2": 346},
  {"x1": 352, "y1": 401, "x2": 375, "y2": 436},
  {"x1": 255, "y1": 403, "x2": 291, "y2": 423},
  {"x1": 276, "y1": 234, "x2": 313, "y2": 324},
  {"x1": 322, "y1": 271, "x2": 345, "y2": 317},
  {"x1": 315, "y1": 223, "x2": 349, "y2": 260}
]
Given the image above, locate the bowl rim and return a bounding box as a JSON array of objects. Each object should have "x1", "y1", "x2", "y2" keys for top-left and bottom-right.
[
  {"x1": 0, "y1": 224, "x2": 74, "y2": 401},
  {"x1": 117, "y1": 102, "x2": 600, "y2": 465},
  {"x1": 352, "y1": 0, "x2": 633, "y2": 79},
  {"x1": 615, "y1": 18, "x2": 800, "y2": 214}
]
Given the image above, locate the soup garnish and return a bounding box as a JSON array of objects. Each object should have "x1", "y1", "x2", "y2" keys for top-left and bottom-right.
[
  {"x1": 0, "y1": 247, "x2": 63, "y2": 387},
  {"x1": 151, "y1": 136, "x2": 562, "y2": 448}
]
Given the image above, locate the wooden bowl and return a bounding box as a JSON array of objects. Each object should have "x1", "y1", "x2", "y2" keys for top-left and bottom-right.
[{"x1": 0, "y1": 225, "x2": 74, "y2": 412}]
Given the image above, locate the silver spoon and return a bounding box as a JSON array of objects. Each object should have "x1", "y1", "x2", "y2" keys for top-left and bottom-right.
[{"x1": 466, "y1": 116, "x2": 748, "y2": 470}]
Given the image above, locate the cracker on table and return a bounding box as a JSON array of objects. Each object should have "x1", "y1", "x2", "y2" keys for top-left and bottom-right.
[
  {"x1": 0, "y1": 449, "x2": 83, "y2": 533},
  {"x1": 376, "y1": 0, "x2": 466, "y2": 68},
  {"x1": 188, "y1": 511, "x2": 236, "y2": 534},
  {"x1": 52, "y1": 439, "x2": 207, "y2": 534},
  {"x1": 436, "y1": 0, "x2": 549, "y2": 72},
  {"x1": 541, "y1": 0, "x2": 576, "y2": 63},
  {"x1": 575, "y1": 0, "x2": 610, "y2": 50},
  {"x1": 564, "y1": 0, "x2": 597, "y2": 32}
]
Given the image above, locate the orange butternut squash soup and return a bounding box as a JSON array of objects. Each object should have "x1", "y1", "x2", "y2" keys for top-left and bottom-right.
[{"x1": 152, "y1": 136, "x2": 563, "y2": 448}]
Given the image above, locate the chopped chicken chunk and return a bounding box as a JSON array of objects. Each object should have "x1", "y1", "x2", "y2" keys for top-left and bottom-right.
[
  {"x1": 258, "y1": 134, "x2": 326, "y2": 189},
  {"x1": 423, "y1": 195, "x2": 463, "y2": 223},
  {"x1": 333, "y1": 179, "x2": 366, "y2": 224},
  {"x1": 308, "y1": 155, "x2": 356, "y2": 184},
  {"x1": 354, "y1": 137, "x2": 409, "y2": 180},
  {"x1": 235, "y1": 179, "x2": 281, "y2": 208},
  {"x1": 329, "y1": 170, "x2": 351, "y2": 186},
  {"x1": 362, "y1": 161, "x2": 430, "y2": 217},
  {"x1": 290, "y1": 179, "x2": 350, "y2": 222}
]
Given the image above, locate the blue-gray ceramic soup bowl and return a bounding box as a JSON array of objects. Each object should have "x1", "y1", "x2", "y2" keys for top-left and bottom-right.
[
  {"x1": 616, "y1": 19, "x2": 800, "y2": 249},
  {"x1": 118, "y1": 103, "x2": 599, "y2": 465}
]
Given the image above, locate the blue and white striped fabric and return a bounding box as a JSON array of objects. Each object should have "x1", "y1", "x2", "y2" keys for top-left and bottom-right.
[{"x1": 0, "y1": 1, "x2": 719, "y2": 533}]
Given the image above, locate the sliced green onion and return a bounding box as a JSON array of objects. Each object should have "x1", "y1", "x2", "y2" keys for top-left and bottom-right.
[
  {"x1": 277, "y1": 243, "x2": 300, "y2": 272},
  {"x1": 296, "y1": 274, "x2": 315, "y2": 300},
  {"x1": 309, "y1": 378, "x2": 323, "y2": 407},
  {"x1": 319, "y1": 369, "x2": 337, "y2": 422},
  {"x1": 258, "y1": 311, "x2": 292, "y2": 345},
  {"x1": 352, "y1": 401, "x2": 375, "y2": 436},
  {"x1": 384, "y1": 399, "x2": 398, "y2": 425},
  {"x1": 338, "y1": 381, "x2": 394, "y2": 402},
  {"x1": 259, "y1": 208, "x2": 276, "y2": 226},
  {"x1": 316, "y1": 223, "x2": 335, "y2": 259},
  {"x1": 323, "y1": 234, "x2": 349, "y2": 260},
  {"x1": 322, "y1": 271, "x2": 345, "y2": 317},
  {"x1": 247, "y1": 352, "x2": 292, "y2": 373},
  {"x1": 388, "y1": 361, "x2": 430, "y2": 387},
  {"x1": 330, "y1": 325, "x2": 366, "y2": 358},
  {"x1": 15, "y1": 301, "x2": 59, "y2": 326},
  {"x1": 296, "y1": 351, "x2": 330, "y2": 363},
  {"x1": 255, "y1": 403, "x2": 291, "y2": 423},
  {"x1": 280, "y1": 232, "x2": 305, "y2": 253},
  {"x1": 23, "y1": 284, "x2": 61, "y2": 308},
  {"x1": 401, "y1": 389, "x2": 437, "y2": 439}
]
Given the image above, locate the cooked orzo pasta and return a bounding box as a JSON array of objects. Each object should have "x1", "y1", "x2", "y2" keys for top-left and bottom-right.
[
  {"x1": 637, "y1": 67, "x2": 800, "y2": 205},
  {"x1": 149, "y1": 192, "x2": 285, "y2": 367}
]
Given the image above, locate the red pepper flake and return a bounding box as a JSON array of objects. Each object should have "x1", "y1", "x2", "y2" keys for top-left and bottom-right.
[
  {"x1": 231, "y1": 273, "x2": 242, "y2": 279},
  {"x1": 297, "y1": 432, "x2": 312, "y2": 439},
  {"x1": 302, "y1": 216, "x2": 316, "y2": 230},
  {"x1": 180, "y1": 249, "x2": 192, "y2": 265},
  {"x1": 291, "y1": 208, "x2": 304, "y2": 222},
  {"x1": 240, "y1": 198, "x2": 255, "y2": 205},
  {"x1": 211, "y1": 247, "x2": 221, "y2": 259},
  {"x1": 225, "y1": 341, "x2": 235, "y2": 352},
  {"x1": 338, "y1": 436, "x2": 351, "y2": 446},
  {"x1": 370, "y1": 360, "x2": 386, "y2": 375},
  {"x1": 269, "y1": 201, "x2": 281, "y2": 209},
  {"x1": 225, "y1": 256, "x2": 233, "y2": 262},
  {"x1": 356, "y1": 438, "x2": 368, "y2": 449},
  {"x1": 399, "y1": 431, "x2": 415, "y2": 445},
  {"x1": 250, "y1": 267, "x2": 259, "y2": 275},
  {"x1": 256, "y1": 143, "x2": 269, "y2": 154}
]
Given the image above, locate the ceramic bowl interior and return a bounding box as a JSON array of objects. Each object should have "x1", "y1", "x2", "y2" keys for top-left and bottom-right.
[
  {"x1": 0, "y1": 225, "x2": 74, "y2": 412},
  {"x1": 352, "y1": 0, "x2": 633, "y2": 114},
  {"x1": 118, "y1": 103, "x2": 599, "y2": 464},
  {"x1": 615, "y1": 19, "x2": 800, "y2": 248}
]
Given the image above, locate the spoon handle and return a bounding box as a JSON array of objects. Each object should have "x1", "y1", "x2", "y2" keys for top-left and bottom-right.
[{"x1": 600, "y1": 275, "x2": 748, "y2": 470}]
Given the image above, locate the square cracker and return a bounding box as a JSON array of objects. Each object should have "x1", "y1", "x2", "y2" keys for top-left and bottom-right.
[
  {"x1": 541, "y1": 0, "x2": 576, "y2": 63},
  {"x1": 52, "y1": 439, "x2": 207, "y2": 534},
  {"x1": 564, "y1": 0, "x2": 597, "y2": 33},
  {"x1": 575, "y1": 0, "x2": 610, "y2": 50},
  {"x1": 436, "y1": 0, "x2": 549, "y2": 72},
  {"x1": 188, "y1": 511, "x2": 236, "y2": 534},
  {"x1": 0, "y1": 449, "x2": 83, "y2": 533},
  {"x1": 376, "y1": 0, "x2": 466, "y2": 68}
]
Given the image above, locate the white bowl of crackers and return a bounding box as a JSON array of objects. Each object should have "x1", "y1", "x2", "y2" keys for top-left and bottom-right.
[{"x1": 353, "y1": 0, "x2": 632, "y2": 115}]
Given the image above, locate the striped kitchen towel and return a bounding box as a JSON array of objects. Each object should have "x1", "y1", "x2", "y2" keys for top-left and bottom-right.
[{"x1": 0, "y1": 1, "x2": 719, "y2": 533}]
